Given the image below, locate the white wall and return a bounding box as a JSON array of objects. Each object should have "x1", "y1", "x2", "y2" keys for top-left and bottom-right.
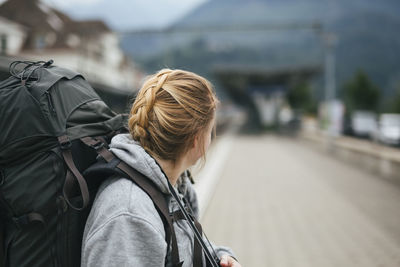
[
  {"x1": 0, "y1": 17, "x2": 26, "y2": 55},
  {"x1": 22, "y1": 50, "x2": 140, "y2": 93},
  {"x1": 252, "y1": 91, "x2": 285, "y2": 126},
  {"x1": 100, "y1": 32, "x2": 124, "y2": 68},
  {"x1": 16, "y1": 25, "x2": 141, "y2": 93}
]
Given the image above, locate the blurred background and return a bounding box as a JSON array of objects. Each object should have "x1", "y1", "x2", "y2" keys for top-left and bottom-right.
[{"x1": 1, "y1": 0, "x2": 400, "y2": 266}]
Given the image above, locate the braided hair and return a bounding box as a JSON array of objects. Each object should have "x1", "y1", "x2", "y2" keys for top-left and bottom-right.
[{"x1": 128, "y1": 69, "x2": 218, "y2": 163}]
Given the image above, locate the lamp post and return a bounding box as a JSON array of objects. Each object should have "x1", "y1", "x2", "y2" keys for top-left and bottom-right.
[
  {"x1": 319, "y1": 30, "x2": 343, "y2": 144},
  {"x1": 323, "y1": 32, "x2": 338, "y2": 102}
]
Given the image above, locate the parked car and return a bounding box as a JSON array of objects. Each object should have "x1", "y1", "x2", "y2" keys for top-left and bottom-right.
[
  {"x1": 378, "y1": 113, "x2": 400, "y2": 146},
  {"x1": 347, "y1": 110, "x2": 378, "y2": 139}
]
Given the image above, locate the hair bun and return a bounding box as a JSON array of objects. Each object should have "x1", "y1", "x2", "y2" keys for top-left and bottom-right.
[
  {"x1": 133, "y1": 124, "x2": 148, "y2": 139},
  {"x1": 128, "y1": 113, "x2": 148, "y2": 140},
  {"x1": 128, "y1": 68, "x2": 218, "y2": 162}
]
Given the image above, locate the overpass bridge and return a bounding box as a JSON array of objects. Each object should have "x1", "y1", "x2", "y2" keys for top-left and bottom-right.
[{"x1": 213, "y1": 65, "x2": 321, "y2": 131}]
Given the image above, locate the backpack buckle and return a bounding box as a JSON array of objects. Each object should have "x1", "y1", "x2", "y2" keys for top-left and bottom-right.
[
  {"x1": 58, "y1": 135, "x2": 72, "y2": 150},
  {"x1": 91, "y1": 141, "x2": 104, "y2": 150},
  {"x1": 60, "y1": 140, "x2": 72, "y2": 150}
]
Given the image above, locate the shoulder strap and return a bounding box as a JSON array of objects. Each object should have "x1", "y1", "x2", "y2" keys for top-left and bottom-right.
[
  {"x1": 171, "y1": 210, "x2": 203, "y2": 267},
  {"x1": 116, "y1": 161, "x2": 183, "y2": 267},
  {"x1": 80, "y1": 136, "x2": 183, "y2": 266}
]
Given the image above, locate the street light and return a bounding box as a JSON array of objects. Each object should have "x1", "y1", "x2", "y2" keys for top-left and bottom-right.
[{"x1": 322, "y1": 32, "x2": 338, "y2": 102}]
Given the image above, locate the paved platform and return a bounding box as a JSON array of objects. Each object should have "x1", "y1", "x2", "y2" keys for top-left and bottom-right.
[{"x1": 200, "y1": 134, "x2": 400, "y2": 267}]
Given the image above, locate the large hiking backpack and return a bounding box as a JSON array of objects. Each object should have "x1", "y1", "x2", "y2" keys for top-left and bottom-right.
[
  {"x1": 0, "y1": 60, "x2": 220, "y2": 267},
  {"x1": 0, "y1": 60, "x2": 128, "y2": 267}
]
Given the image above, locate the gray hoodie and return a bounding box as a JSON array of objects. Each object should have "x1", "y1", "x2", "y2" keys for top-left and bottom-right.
[{"x1": 81, "y1": 133, "x2": 234, "y2": 267}]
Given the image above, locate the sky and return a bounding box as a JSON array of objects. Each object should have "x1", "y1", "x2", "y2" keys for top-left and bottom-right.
[
  {"x1": 41, "y1": 0, "x2": 208, "y2": 31},
  {"x1": 0, "y1": 0, "x2": 207, "y2": 31}
]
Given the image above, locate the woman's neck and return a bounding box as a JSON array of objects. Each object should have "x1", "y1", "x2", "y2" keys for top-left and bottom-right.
[{"x1": 154, "y1": 157, "x2": 187, "y2": 186}]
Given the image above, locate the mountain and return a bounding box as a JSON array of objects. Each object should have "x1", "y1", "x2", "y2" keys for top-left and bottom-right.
[{"x1": 120, "y1": 0, "x2": 400, "y2": 99}]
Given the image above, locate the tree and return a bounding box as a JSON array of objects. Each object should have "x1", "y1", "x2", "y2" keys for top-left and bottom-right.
[
  {"x1": 387, "y1": 84, "x2": 400, "y2": 113},
  {"x1": 286, "y1": 81, "x2": 317, "y2": 114},
  {"x1": 341, "y1": 70, "x2": 380, "y2": 113}
]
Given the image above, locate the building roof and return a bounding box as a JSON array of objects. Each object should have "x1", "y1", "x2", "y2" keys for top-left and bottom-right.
[
  {"x1": 0, "y1": 0, "x2": 112, "y2": 50},
  {"x1": 71, "y1": 20, "x2": 111, "y2": 37},
  {"x1": 0, "y1": 15, "x2": 26, "y2": 31}
]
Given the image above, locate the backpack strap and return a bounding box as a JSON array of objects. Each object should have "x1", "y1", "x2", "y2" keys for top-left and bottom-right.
[
  {"x1": 79, "y1": 136, "x2": 183, "y2": 266},
  {"x1": 80, "y1": 136, "x2": 114, "y2": 162},
  {"x1": 171, "y1": 210, "x2": 203, "y2": 267},
  {"x1": 59, "y1": 134, "x2": 119, "y2": 211},
  {"x1": 82, "y1": 140, "x2": 183, "y2": 267},
  {"x1": 116, "y1": 161, "x2": 183, "y2": 267},
  {"x1": 58, "y1": 135, "x2": 90, "y2": 211}
]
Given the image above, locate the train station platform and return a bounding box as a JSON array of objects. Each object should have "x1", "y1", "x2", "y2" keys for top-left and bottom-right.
[{"x1": 197, "y1": 133, "x2": 400, "y2": 267}]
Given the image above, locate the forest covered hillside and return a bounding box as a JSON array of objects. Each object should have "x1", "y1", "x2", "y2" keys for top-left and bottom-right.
[{"x1": 121, "y1": 0, "x2": 400, "y2": 98}]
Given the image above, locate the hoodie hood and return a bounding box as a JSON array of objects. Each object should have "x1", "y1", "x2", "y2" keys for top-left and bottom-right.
[
  {"x1": 109, "y1": 133, "x2": 172, "y2": 194},
  {"x1": 82, "y1": 133, "x2": 234, "y2": 267}
]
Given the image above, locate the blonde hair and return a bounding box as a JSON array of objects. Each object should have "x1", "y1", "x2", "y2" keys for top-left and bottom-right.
[{"x1": 128, "y1": 69, "x2": 218, "y2": 163}]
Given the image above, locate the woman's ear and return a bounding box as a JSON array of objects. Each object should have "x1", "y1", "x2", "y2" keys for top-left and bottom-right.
[
  {"x1": 183, "y1": 135, "x2": 200, "y2": 167},
  {"x1": 190, "y1": 133, "x2": 203, "y2": 160},
  {"x1": 192, "y1": 135, "x2": 198, "y2": 149}
]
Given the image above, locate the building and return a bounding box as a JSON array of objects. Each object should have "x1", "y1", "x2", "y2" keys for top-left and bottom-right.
[
  {"x1": 0, "y1": 16, "x2": 26, "y2": 56},
  {"x1": 0, "y1": 0, "x2": 143, "y2": 109},
  {"x1": 213, "y1": 65, "x2": 321, "y2": 130}
]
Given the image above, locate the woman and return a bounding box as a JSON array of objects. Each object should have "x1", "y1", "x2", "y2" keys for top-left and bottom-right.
[{"x1": 81, "y1": 69, "x2": 241, "y2": 267}]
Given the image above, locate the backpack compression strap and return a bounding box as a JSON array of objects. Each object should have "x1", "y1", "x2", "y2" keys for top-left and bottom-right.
[{"x1": 58, "y1": 135, "x2": 90, "y2": 211}]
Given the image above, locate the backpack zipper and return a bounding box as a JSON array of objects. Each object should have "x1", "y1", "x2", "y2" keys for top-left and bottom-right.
[{"x1": 45, "y1": 91, "x2": 56, "y2": 115}]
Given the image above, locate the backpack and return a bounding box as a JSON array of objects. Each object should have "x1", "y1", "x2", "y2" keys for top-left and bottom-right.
[
  {"x1": 0, "y1": 60, "x2": 129, "y2": 267},
  {"x1": 0, "y1": 60, "x2": 219, "y2": 267}
]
